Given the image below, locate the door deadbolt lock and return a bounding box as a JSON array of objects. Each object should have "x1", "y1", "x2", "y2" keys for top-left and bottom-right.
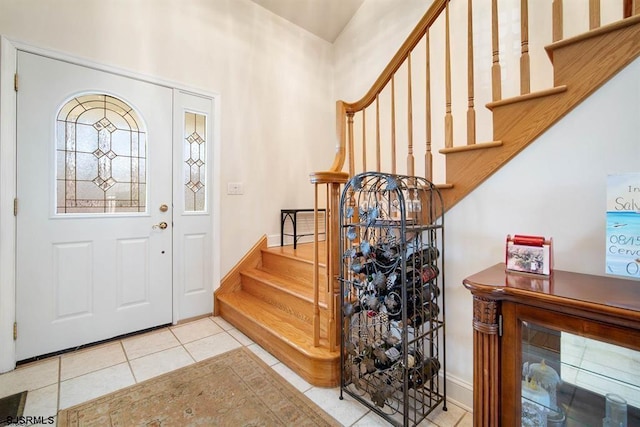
[
  {"x1": 159, "y1": 204, "x2": 169, "y2": 212},
  {"x1": 153, "y1": 222, "x2": 168, "y2": 230}
]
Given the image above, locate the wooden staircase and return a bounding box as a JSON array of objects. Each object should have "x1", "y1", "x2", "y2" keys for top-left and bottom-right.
[
  {"x1": 216, "y1": 1, "x2": 640, "y2": 389},
  {"x1": 214, "y1": 237, "x2": 339, "y2": 387},
  {"x1": 441, "y1": 15, "x2": 640, "y2": 210}
]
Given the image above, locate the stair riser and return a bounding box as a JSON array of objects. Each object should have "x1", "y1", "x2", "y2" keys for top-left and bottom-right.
[
  {"x1": 217, "y1": 299, "x2": 339, "y2": 387},
  {"x1": 261, "y1": 251, "x2": 325, "y2": 284},
  {"x1": 241, "y1": 274, "x2": 331, "y2": 335},
  {"x1": 552, "y1": 22, "x2": 640, "y2": 89}
]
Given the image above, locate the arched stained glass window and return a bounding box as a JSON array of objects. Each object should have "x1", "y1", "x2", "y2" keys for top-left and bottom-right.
[{"x1": 56, "y1": 94, "x2": 147, "y2": 214}]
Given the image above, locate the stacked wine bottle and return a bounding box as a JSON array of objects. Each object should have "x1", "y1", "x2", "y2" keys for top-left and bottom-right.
[{"x1": 345, "y1": 243, "x2": 441, "y2": 329}]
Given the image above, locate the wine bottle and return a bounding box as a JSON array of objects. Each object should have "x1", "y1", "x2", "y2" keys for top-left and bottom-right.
[{"x1": 408, "y1": 357, "x2": 441, "y2": 389}]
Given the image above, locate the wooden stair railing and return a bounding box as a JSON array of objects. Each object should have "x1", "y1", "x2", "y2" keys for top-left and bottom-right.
[{"x1": 309, "y1": 0, "x2": 639, "y2": 353}]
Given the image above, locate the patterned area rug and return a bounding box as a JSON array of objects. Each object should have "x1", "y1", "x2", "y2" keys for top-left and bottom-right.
[{"x1": 58, "y1": 347, "x2": 340, "y2": 426}]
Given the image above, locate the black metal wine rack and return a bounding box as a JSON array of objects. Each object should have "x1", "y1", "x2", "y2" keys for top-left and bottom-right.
[{"x1": 338, "y1": 172, "x2": 446, "y2": 427}]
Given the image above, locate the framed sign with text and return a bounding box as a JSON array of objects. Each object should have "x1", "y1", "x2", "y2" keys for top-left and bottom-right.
[{"x1": 606, "y1": 173, "x2": 640, "y2": 279}]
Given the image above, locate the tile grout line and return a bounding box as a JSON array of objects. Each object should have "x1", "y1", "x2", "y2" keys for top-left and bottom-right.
[
  {"x1": 56, "y1": 355, "x2": 62, "y2": 422},
  {"x1": 347, "y1": 410, "x2": 370, "y2": 427},
  {"x1": 166, "y1": 324, "x2": 198, "y2": 364},
  {"x1": 120, "y1": 339, "x2": 139, "y2": 384},
  {"x1": 120, "y1": 328, "x2": 185, "y2": 364}
]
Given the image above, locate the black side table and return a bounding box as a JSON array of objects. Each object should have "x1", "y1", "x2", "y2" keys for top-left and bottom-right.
[{"x1": 280, "y1": 209, "x2": 326, "y2": 249}]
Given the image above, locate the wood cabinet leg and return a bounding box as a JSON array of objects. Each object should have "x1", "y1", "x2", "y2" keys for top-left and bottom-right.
[{"x1": 472, "y1": 296, "x2": 500, "y2": 426}]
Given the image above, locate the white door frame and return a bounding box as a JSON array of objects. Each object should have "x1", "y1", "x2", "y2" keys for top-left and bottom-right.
[{"x1": 0, "y1": 36, "x2": 221, "y2": 372}]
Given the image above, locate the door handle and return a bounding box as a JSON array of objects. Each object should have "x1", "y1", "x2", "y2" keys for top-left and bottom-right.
[{"x1": 153, "y1": 222, "x2": 168, "y2": 230}]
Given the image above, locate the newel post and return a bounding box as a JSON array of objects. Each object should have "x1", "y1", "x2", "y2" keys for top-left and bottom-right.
[{"x1": 310, "y1": 171, "x2": 349, "y2": 351}]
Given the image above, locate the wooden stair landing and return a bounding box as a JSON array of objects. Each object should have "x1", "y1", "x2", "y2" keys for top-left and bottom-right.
[{"x1": 215, "y1": 240, "x2": 340, "y2": 387}]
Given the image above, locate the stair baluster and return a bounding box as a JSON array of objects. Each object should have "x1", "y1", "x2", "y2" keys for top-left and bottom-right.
[{"x1": 520, "y1": 0, "x2": 530, "y2": 95}]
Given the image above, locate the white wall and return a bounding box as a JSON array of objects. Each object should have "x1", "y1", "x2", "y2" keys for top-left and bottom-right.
[
  {"x1": 334, "y1": 0, "x2": 640, "y2": 409},
  {"x1": 333, "y1": 0, "x2": 431, "y2": 103},
  {"x1": 0, "y1": 0, "x2": 336, "y2": 276}
]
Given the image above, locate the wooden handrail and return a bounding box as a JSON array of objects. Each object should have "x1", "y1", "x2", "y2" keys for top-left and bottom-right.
[
  {"x1": 343, "y1": 0, "x2": 449, "y2": 113},
  {"x1": 325, "y1": 101, "x2": 347, "y2": 173}
]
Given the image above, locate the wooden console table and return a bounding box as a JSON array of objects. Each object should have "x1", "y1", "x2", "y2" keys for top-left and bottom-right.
[{"x1": 463, "y1": 263, "x2": 640, "y2": 426}]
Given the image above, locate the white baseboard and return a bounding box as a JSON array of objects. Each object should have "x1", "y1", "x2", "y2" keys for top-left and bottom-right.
[
  {"x1": 267, "y1": 234, "x2": 281, "y2": 247},
  {"x1": 443, "y1": 373, "x2": 473, "y2": 412}
]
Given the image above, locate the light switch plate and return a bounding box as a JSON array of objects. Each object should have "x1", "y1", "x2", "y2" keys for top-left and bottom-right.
[{"x1": 227, "y1": 182, "x2": 244, "y2": 195}]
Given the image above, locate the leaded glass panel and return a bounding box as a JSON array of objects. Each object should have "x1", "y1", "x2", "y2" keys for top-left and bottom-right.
[
  {"x1": 56, "y1": 94, "x2": 147, "y2": 214},
  {"x1": 184, "y1": 112, "x2": 206, "y2": 212}
]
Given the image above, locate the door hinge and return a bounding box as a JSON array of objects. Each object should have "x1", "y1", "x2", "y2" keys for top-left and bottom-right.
[
  {"x1": 14, "y1": 73, "x2": 18, "y2": 92},
  {"x1": 13, "y1": 322, "x2": 17, "y2": 340},
  {"x1": 14, "y1": 198, "x2": 18, "y2": 216},
  {"x1": 498, "y1": 314, "x2": 503, "y2": 337}
]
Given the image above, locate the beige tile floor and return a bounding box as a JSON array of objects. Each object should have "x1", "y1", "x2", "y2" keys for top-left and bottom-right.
[{"x1": 0, "y1": 316, "x2": 472, "y2": 426}]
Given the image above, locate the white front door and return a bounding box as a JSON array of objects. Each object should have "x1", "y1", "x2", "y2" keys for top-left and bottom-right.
[{"x1": 16, "y1": 51, "x2": 174, "y2": 360}]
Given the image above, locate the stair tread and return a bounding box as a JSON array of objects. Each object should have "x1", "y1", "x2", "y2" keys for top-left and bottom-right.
[
  {"x1": 217, "y1": 290, "x2": 337, "y2": 359},
  {"x1": 242, "y1": 267, "x2": 326, "y2": 304},
  {"x1": 486, "y1": 86, "x2": 568, "y2": 109},
  {"x1": 439, "y1": 140, "x2": 503, "y2": 154},
  {"x1": 263, "y1": 242, "x2": 324, "y2": 265}
]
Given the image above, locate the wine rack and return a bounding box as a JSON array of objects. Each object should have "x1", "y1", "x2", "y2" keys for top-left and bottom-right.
[{"x1": 338, "y1": 172, "x2": 446, "y2": 426}]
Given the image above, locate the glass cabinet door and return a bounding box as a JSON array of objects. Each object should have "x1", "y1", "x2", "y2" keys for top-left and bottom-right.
[{"x1": 521, "y1": 321, "x2": 640, "y2": 427}]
